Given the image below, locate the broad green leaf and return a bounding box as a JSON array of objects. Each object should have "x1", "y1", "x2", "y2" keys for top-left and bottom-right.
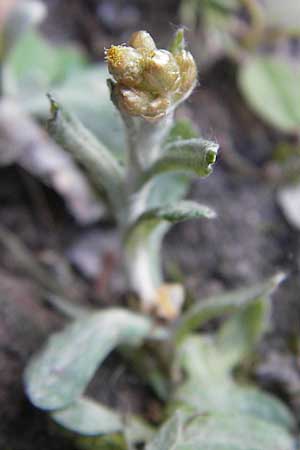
[
  {"x1": 239, "y1": 56, "x2": 300, "y2": 133},
  {"x1": 52, "y1": 397, "x2": 122, "y2": 436},
  {"x1": 1, "y1": 1, "x2": 46, "y2": 61},
  {"x1": 24, "y1": 308, "x2": 159, "y2": 410},
  {"x1": 47, "y1": 96, "x2": 125, "y2": 215},
  {"x1": 142, "y1": 138, "x2": 218, "y2": 184},
  {"x1": 8, "y1": 30, "x2": 87, "y2": 89},
  {"x1": 174, "y1": 272, "x2": 285, "y2": 341}
]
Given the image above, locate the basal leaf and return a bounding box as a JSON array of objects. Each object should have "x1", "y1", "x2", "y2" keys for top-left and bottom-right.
[
  {"x1": 24, "y1": 309, "x2": 157, "y2": 410},
  {"x1": 51, "y1": 397, "x2": 122, "y2": 436}
]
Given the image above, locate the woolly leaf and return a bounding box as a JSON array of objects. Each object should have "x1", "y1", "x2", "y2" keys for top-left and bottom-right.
[
  {"x1": 142, "y1": 138, "x2": 218, "y2": 184},
  {"x1": 24, "y1": 308, "x2": 160, "y2": 410},
  {"x1": 126, "y1": 200, "x2": 216, "y2": 244},
  {"x1": 174, "y1": 272, "x2": 285, "y2": 341},
  {"x1": 52, "y1": 397, "x2": 122, "y2": 436},
  {"x1": 47, "y1": 96, "x2": 125, "y2": 214}
]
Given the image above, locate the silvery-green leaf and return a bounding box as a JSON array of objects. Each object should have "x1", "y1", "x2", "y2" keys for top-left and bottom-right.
[
  {"x1": 1, "y1": 1, "x2": 46, "y2": 61},
  {"x1": 239, "y1": 57, "x2": 300, "y2": 133},
  {"x1": 146, "y1": 411, "x2": 294, "y2": 450},
  {"x1": 277, "y1": 182, "x2": 300, "y2": 230},
  {"x1": 176, "y1": 413, "x2": 294, "y2": 450},
  {"x1": 217, "y1": 296, "x2": 270, "y2": 367},
  {"x1": 51, "y1": 397, "x2": 122, "y2": 436},
  {"x1": 7, "y1": 30, "x2": 86, "y2": 91},
  {"x1": 173, "y1": 336, "x2": 294, "y2": 429},
  {"x1": 21, "y1": 65, "x2": 125, "y2": 159},
  {"x1": 174, "y1": 272, "x2": 285, "y2": 341},
  {"x1": 47, "y1": 96, "x2": 125, "y2": 217},
  {"x1": 126, "y1": 201, "x2": 216, "y2": 243},
  {"x1": 146, "y1": 411, "x2": 184, "y2": 450},
  {"x1": 24, "y1": 308, "x2": 157, "y2": 410},
  {"x1": 142, "y1": 138, "x2": 218, "y2": 184}
]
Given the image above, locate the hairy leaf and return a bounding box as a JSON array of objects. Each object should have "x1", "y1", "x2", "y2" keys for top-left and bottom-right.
[
  {"x1": 24, "y1": 308, "x2": 161, "y2": 410},
  {"x1": 47, "y1": 96, "x2": 125, "y2": 216},
  {"x1": 174, "y1": 272, "x2": 285, "y2": 341},
  {"x1": 142, "y1": 138, "x2": 218, "y2": 183}
]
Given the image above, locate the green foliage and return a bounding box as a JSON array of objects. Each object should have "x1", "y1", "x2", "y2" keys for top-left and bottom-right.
[
  {"x1": 239, "y1": 56, "x2": 300, "y2": 133},
  {"x1": 25, "y1": 308, "x2": 163, "y2": 410}
]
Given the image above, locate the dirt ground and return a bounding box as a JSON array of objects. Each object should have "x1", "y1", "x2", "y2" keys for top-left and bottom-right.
[{"x1": 1, "y1": 1, "x2": 300, "y2": 449}]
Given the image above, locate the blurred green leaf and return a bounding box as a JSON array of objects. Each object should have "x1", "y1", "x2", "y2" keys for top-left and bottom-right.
[
  {"x1": 21, "y1": 65, "x2": 126, "y2": 159},
  {"x1": 172, "y1": 334, "x2": 294, "y2": 429},
  {"x1": 24, "y1": 309, "x2": 158, "y2": 410},
  {"x1": 52, "y1": 397, "x2": 123, "y2": 436},
  {"x1": 8, "y1": 30, "x2": 86, "y2": 89},
  {"x1": 174, "y1": 273, "x2": 285, "y2": 341},
  {"x1": 239, "y1": 56, "x2": 300, "y2": 133},
  {"x1": 146, "y1": 410, "x2": 294, "y2": 450},
  {"x1": 1, "y1": 1, "x2": 46, "y2": 61}
]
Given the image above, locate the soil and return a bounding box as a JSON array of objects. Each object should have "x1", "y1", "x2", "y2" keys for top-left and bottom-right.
[{"x1": 1, "y1": 1, "x2": 300, "y2": 449}]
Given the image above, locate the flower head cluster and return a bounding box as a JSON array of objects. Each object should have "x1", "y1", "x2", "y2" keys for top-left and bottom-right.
[{"x1": 105, "y1": 30, "x2": 197, "y2": 120}]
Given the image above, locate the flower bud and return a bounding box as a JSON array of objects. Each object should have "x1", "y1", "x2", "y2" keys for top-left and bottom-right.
[
  {"x1": 143, "y1": 49, "x2": 180, "y2": 95},
  {"x1": 105, "y1": 45, "x2": 143, "y2": 88},
  {"x1": 129, "y1": 30, "x2": 156, "y2": 51},
  {"x1": 175, "y1": 50, "x2": 197, "y2": 96},
  {"x1": 116, "y1": 85, "x2": 170, "y2": 120}
]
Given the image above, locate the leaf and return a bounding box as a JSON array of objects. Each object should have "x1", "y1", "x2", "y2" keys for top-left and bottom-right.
[
  {"x1": 8, "y1": 29, "x2": 87, "y2": 89},
  {"x1": 51, "y1": 397, "x2": 123, "y2": 436},
  {"x1": 173, "y1": 336, "x2": 294, "y2": 429},
  {"x1": 174, "y1": 272, "x2": 285, "y2": 341},
  {"x1": 52, "y1": 396, "x2": 154, "y2": 446},
  {"x1": 1, "y1": 0, "x2": 46, "y2": 60},
  {"x1": 21, "y1": 65, "x2": 126, "y2": 159},
  {"x1": 176, "y1": 413, "x2": 294, "y2": 450},
  {"x1": 47, "y1": 96, "x2": 125, "y2": 215},
  {"x1": 239, "y1": 56, "x2": 300, "y2": 133},
  {"x1": 217, "y1": 296, "x2": 270, "y2": 367},
  {"x1": 146, "y1": 412, "x2": 184, "y2": 450},
  {"x1": 277, "y1": 182, "x2": 300, "y2": 230},
  {"x1": 126, "y1": 201, "x2": 216, "y2": 244},
  {"x1": 146, "y1": 411, "x2": 294, "y2": 450},
  {"x1": 24, "y1": 308, "x2": 160, "y2": 410},
  {"x1": 142, "y1": 138, "x2": 218, "y2": 184}
]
